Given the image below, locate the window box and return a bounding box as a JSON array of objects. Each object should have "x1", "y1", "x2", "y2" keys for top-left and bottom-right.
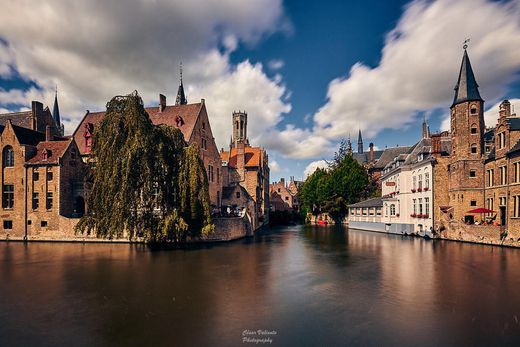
[
  {"x1": 411, "y1": 189, "x2": 416, "y2": 193},
  {"x1": 411, "y1": 213, "x2": 417, "y2": 218},
  {"x1": 424, "y1": 187, "x2": 429, "y2": 191},
  {"x1": 396, "y1": 214, "x2": 400, "y2": 217},
  {"x1": 423, "y1": 214, "x2": 429, "y2": 218},
  {"x1": 417, "y1": 188, "x2": 423, "y2": 192}
]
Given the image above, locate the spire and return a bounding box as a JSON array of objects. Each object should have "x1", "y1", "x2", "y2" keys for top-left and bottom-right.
[
  {"x1": 357, "y1": 129, "x2": 363, "y2": 154},
  {"x1": 452, "y1": 45, "x2": 482, "y2": 107},
  {"x1": 422, "y1": 116, "x2": 430, "y2": 138},
  {"x1": 52, "y1": 85, "x2": 63, "y2": 135},
  {"x1": 175, "y1": 62, "x2": 187, "y2": 105},
  {"x1": 347, "y1": 133, "x2": 352, "y2": 154}
]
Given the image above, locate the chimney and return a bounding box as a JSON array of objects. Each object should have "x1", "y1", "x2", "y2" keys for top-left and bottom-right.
[
  {"x1": 159, "y1": 94, "x2": 166, "y2": 112},
  {"x1": 280, "y1": 177, "x2": 285, "y2": 186},
  {"x1": 45, "y1": 125, "x2": 52, "y2": 141},
  {"x1": 31, "y1": 101, "x2": 43, "y2": 131},
  {"x1": 499, "y1": 100, "x2": 511, "y2": 119},
  {"x1": 431, "y1": 134, "x2": 441, "y2": 154},
  {"x1": 369, "y1": 143, "x2": 374, "y2": 162}
]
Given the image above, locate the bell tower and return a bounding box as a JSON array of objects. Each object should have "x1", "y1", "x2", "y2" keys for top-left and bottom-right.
[{"x1": 232, "y1": 111, "x2": 248, "y2": 147}]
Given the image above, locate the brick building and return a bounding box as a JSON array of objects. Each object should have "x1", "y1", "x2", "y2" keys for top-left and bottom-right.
[
  {"x1": 0, "y1": 96, "x2": 85, "y2": 240},
  {"x1": 269, "y1": 177, "x2": 301, "y2": 212},
  {"x1": 220, "y1": 111, "x2": 270, "y2": 226},
  {"x1": 73, "y1": 78, "x2": 223, "y2": 211}
]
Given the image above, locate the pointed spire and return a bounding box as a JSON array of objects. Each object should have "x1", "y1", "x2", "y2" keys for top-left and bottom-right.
[
  {"x1": 175, "y1": 62, "x2": 187, "y2": 105},
  {"x1": 452, "y1": 45, "x2": 483, "y2": 107},
  {"x1": 422, "y1": 116, "x2": 430, "y2": 139},
  {"x1": 357, "y1": 129, "x2": 363, "y2": 154},
  {"x1": 52, "y1": 85, "x2": 61, "y2": 129}
]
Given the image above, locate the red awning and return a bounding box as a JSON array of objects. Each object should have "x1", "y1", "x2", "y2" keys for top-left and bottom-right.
[{"x1": 466, "y1": 208, "x2": 494, "y2": 214}]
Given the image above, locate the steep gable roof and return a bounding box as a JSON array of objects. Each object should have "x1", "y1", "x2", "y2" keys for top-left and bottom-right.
[
  {"x1": 373, "y1": 146, "x2": 412, "y2": 169},
  {"x1": 26, "y1": 140, "x2": 72, "y2": 165},
  {"x1": 0, "y1": 111, "x2": 33, "y2": 129},
  {"x1": 452, "y1": 49, "x2": 483, "y2": 106},
  {"x1": 220, "y1": 146, "x2": 263, "y2": 168},
  {"x1": 73, "y1": 102, "x2": 203, "y2": 155}
]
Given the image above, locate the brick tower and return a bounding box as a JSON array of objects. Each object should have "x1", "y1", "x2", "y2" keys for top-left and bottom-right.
[{"x1": 448, "y1": 47, "x2": 485, "y2": 221}]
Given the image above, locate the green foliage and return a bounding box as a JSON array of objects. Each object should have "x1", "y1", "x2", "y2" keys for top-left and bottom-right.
[
  {"x1": 75, "y1": 91, "x2": 213, "y2": 243},
  {"x1": 298, "y1": 143, "x2": 371, "y2": 222}
]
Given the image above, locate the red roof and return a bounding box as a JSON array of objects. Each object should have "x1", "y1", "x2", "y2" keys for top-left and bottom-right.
[
  {"x1": 27, "y1": 140, "x2": 71, "y2": 165},
  {"x1": 220, "y1": 146, "x2": 263, "y2": 168},
  {"x1": 73, "y1": 103, "x2": 203, "y2": 155}
]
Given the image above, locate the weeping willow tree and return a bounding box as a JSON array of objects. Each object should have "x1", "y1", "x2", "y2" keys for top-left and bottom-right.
[{"x1": 75, "y1": 91, "x2": 213, "y2": 243}]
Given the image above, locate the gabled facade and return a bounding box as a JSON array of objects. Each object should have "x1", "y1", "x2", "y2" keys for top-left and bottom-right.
[{"x1": 72, "y1": 95, "x2": 223, "y2": 210}]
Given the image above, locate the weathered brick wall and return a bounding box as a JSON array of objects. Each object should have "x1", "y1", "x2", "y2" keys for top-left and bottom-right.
[
  {"x1": 433, "y1": 156, "x2": 450, "y2": 229},
  {"x1": 203, "y1": 216, "x2": 252, "y2": 241}
]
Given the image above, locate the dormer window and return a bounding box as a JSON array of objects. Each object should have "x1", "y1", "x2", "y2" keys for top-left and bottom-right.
[
  {"x1": 42, "y1": 149, "x2": 50, "y2": 161},
  {"x1": 175, "y1": 116, "x2": 185, "y2": 127}
]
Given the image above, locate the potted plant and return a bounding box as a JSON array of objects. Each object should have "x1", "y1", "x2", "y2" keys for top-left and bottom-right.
[
  {"x1": 417, "y1": 187, "x2": 422, "y2": 192},
  {"x1": 396, "y1": 213, "x2": 400, "y2": 217},
  {"x1": 424, "y1": 187, "x2": 429, "y2": 191},
  {"x1": 411, "y1": 213, "x2": 416, "y2": 218},
  {"x1": 411, "y1": 188, "x2": 416, "y2": 193}
]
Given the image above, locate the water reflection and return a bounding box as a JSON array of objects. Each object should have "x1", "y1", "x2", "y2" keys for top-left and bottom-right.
[{"x1": 1, "y1": 226, "x2": 519, "y2": 346}]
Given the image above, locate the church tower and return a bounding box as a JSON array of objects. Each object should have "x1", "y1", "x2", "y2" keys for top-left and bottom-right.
[
  {"x1": 175, "y1": 63, "x2": 187, "y2": 105},
  {"x1": 232, "y1": 111, "x2": 248, "y2": 146},
  {"x1": 448, "y1": 46, "x2": 485, "y2": 220},
  {"x1": 52, "y1": 86, "x2": 64, "y2": 136},
  {"x1": 357, "y1": 129, "x2": 363, "y2": 154}
]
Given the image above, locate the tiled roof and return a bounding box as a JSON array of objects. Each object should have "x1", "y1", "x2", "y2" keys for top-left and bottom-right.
[
  {"x1": 373, "y1": 146, "x2": 412, "y2": 169},
  {"x1": 452, "y1": 49, "x2": 483, "y2": 106},
  {"x1": 0, "y1": 111, "x2": 33, "y2": 129},
  {"x1": 507, "y1": 117, "x2": 520, "y2": 131},
  {"x1": 220, "y1": 146, "x2": 263, "y2": 168},
  {"x1": 26, "y1": 140, "x2": 71, "y2": 164},
  {"x1": 351, "y1": 150, "x2": 384, "y2": 165},
  {"x1": 73, "y1": 103, "x2": 202, "y2": 155},
  {"x1": 348, "y1": 197, "x2": 383, "y2": 208}
]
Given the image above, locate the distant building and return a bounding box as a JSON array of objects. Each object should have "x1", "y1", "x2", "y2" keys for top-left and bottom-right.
[
  {"x1": 220, "y1": 111, "x2": 270, "y2": 227},
  {"x1": 269, "y1": 177, "x2": 302, "y2": 212}
]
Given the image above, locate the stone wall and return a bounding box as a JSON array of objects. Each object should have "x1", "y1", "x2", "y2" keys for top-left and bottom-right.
[{"x1": 203, "y1": 215, "x2": 252, "y2": 241}]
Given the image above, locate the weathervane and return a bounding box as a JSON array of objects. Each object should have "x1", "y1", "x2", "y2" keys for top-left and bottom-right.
[{"x1": 463, "y1": 38, "x2": 470, "y2": 50}]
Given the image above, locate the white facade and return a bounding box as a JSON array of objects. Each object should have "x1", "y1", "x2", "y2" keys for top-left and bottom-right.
[{"x1": 381, "y1": 156, "x2": 433, "y2": 236}]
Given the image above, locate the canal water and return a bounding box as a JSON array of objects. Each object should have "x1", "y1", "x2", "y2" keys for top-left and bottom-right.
[{"x1": 1, "y1": 225, "x2": 519, "y2": 347}]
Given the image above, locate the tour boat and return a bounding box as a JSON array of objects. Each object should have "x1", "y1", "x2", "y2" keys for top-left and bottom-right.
[{"x1": 317, "y1": 220, "x2": 328, "y2": 225}]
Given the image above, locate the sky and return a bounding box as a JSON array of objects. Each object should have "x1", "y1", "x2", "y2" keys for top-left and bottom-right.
[{"x1": 1, "y1": 0, "x2": 520, "y2": 182}]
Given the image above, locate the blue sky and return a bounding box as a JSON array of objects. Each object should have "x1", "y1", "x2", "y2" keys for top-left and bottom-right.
[{"x1": 1, "y1": 0, "x2": 520, "y2": 182}]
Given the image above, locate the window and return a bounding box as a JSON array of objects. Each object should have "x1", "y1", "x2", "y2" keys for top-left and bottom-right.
[
  {"x1": 418, "y1": 198, "x2": 423, "y2": 215},
  {"x1": 425, "y1": 173, "x2": 430, "y2": 189},
  {"x1": 471, "y1": 127, "x2": 477, "y2": 134},
  {"x1": 413, "y1": 199, "x2": 417, "y2": 214},
  {"x1": 498, "y1": 132, "x2": 506, "y2": 149},
  {"x1": 3, "y1": 220, "x2": 12, "y2": 229},
  {"x1": 418, "y1": 175, "x2": 422, "y2": 189},
  {"x1": 202, "y1": 122, "x2": 206, "y2": 130},
  {"x1": 376, "y1": 208, "x2": 382, "y2": 216},
  {"x1": 514, "y1": 162, "x2": 520, "y2": 183},
  {"x1": 46, "y1": 192, "x2": 53, "y2": 210},
  {"x1": 390, "y1": 204, "x2": 396, "y2": 216},
  {"x1": 471, "y1": 144, "x2": 477, "y2": 154},
  {"x1": 487, "y1": 169, "x2": 494, "y2": 187},
  {"x1": 32, "y1": 192, "x2": 39, "y2": 210},
  {"x1": 208, "y1": 165, "x2": 214, "y2": 182},
  {"x1": 413, "y1": 176, "x2": 417, "y2": 190},
  {"x1": 41, "y1": 221, "x2": 48, "y2": 227},
  {"x1": 202, "y1": 138, "x2": 207, "y2": 150},
  {"x1": 285, "y1": 196, "x2": 289, "y2": 201},
  {"x1": 217, "y1": 168, "x2": 220, "y2": 184},
  {"x1": 486, "y1": 198, "x2": 494, "y2": 214},
  {"x1": 236, "y1": 191, "x2": 240, "y2": 199},
  {"x1": 500, "y1": 166, "x2": 507, "y2": 185},
  {"x1": 470, "y1": 200, "x2": 477, "y2": 207},
  {"x1": 425, "y1": 198, "x2": 429, "y2": 216},
  {"x1": 471, "y1": 106, "x2": 477, "y2": 115},
  {"x1": 277, "y1": 188, "x2": 281, "y2": 193},
  {"x1": 469, "y1": 170, "x2": 476, "y2": 178},
  {"x1": 2, "y1": 146, "x2": 14, "y2": 167},
  {"x1": 47, "y1": 172, "x2": 53, "y2": 181},
  {"x1": 70, "y1": 148, "x2": 77, "y2": 160},
  {"x1": 33, "y1": 171, "x2": 39, "y2": 181},
  {"x1": 499, "y1": 197, "x2": 507, "y2": 206},
  {"x1": 2, "y1": 184, "x2": 14, "y2": 209},
  {"x1": 513, "y1": 196, "x2": 520, "y2": 218}
]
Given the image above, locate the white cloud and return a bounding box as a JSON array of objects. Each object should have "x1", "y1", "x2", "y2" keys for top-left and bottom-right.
[
  {"x1": 304, "y1": 160, "x2": 328, "y2": 178},
  {"x1": 270, "y1": 160, "x2": 282, "y2": 173},
  {"x1": 484, "y1": 99, "x2": 520, "y2": 127},
  {"x1": 268, "y1": 59, "x2": 284, "y2": 70},
  {"x1": 0, "y1": 0, "x2": 290, "y2": 147}
]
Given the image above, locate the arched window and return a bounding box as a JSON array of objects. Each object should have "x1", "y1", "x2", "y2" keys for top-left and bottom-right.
[
  {"x1": 390, "y1": 204, "x2": 396, "y2": 216},
  {"x1": 470, "y1": 124, "x2": 477, "y2": 134},
  {"x1": 2, "y1": 146, "x2": 14, "y2": 167},
  {"x1": 471, "y1": 144, "x2": 478, "y2": 154}
]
